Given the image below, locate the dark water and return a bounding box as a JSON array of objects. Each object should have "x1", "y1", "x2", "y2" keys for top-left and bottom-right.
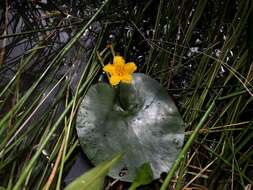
[{"x1": 1, "y1": 0, "x2": 251, "y2": 189}]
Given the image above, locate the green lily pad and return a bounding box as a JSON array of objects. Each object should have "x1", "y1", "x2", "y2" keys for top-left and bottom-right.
[{"x1": 76, "y1": 73, "x2": 184, "y2": 182}]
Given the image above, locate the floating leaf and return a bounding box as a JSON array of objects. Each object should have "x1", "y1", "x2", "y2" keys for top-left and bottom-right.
[
  {"x1": 129, "y1": 162, "x2": 153, "y2": 190},
  {"x1": 76, "y1": 73, "x2": 184, "y2": 182},
  {"x1": 65, "y1": 153, "x2": 123, "y2": 190}
]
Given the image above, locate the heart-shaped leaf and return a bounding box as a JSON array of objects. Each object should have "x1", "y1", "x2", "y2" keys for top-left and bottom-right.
[{"x1": 76, "y1": 73, "x2": 184, "y2": 182}]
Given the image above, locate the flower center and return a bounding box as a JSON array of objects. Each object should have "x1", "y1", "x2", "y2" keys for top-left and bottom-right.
[{"x1": 115, "y1": 66, "x2": 125, "y2": 76}]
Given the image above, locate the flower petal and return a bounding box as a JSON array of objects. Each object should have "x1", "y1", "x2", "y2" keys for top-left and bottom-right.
[
  {"x1": 113, "y1": 56, "x2": 125, "y2": 67},
  {"x1": 103, "y1": 64, "x2": 115, "y2": 75},
  {"x1": 109, "y1": 76, "x2": 121, "y2": 85},
  {"x1": 125, "y1": 62, "x2": 137, "y2": 73},
  {"x1": 121, "y1": 75, "x2": 132, "y2": 83}
]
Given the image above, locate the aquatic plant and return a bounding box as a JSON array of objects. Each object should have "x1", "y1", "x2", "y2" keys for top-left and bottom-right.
[{"x1": 0, "y1": 0, "x2": 252, "y2": 189}]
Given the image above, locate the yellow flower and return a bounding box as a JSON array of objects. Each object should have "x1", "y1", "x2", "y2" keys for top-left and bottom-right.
[{"x1": 103, "y1": 56, "x2": 137, "y2": 86}]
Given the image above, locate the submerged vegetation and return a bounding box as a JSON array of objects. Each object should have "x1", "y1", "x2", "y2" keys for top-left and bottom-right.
[{"x1": 0, "y1": 0, "x2": 253, "y2": 189}]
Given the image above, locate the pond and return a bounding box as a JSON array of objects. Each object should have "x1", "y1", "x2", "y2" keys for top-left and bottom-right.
[{"x1": 0, "y1": 0, "x2": 253, "y2": 189}]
